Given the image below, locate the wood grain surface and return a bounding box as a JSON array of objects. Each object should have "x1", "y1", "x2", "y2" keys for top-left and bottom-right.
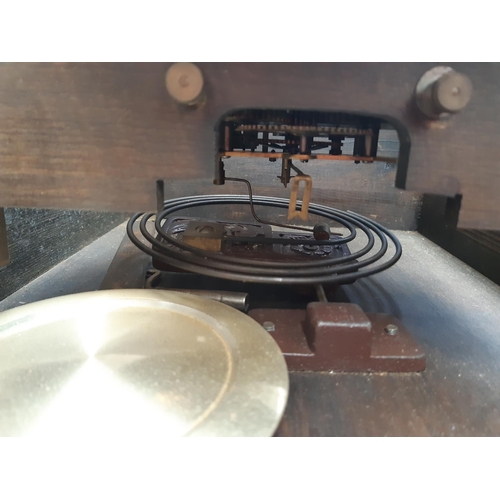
[
  {"x1": 0, "y1": 63, "x2": 499, "y2": 229},
  {"x1": 0, "y1": 208, "x2": 127, "y2": 301}
]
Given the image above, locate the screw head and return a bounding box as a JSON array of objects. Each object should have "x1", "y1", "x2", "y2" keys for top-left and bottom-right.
[
  {"x1": 166, "y1": 63, "x2": 204, "y2": 105},
  {"x1": 262, "y1": 321, "x2": 275, "y2": 332},
  {"x1": 384, "y1": 324, "x2": 399, "y2": 336},
  {"x1": 433, "y1": 71, "x2": 473, "y2": 113},
  {"x1": 195, "y1": 225, "x2": 215, "y2": 234}
]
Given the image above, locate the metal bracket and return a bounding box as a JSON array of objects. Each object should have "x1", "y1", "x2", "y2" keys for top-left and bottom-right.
[
  {"x1": 249, "y1": 302, "x2": 426, "y2": 372},
  {"x1": 288, "y1": 175, "x2": 312, "y2": 221},
  {"x1": 182, "y1": 221, "x2": 225, "y2": 252}
]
